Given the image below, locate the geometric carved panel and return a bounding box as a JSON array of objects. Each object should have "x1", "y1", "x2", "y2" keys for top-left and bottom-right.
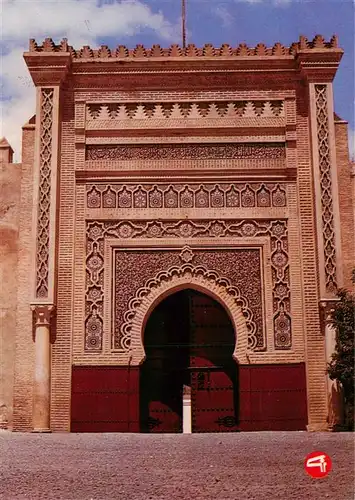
[
  {"x1": 85, "y1": 219, "x2": 291, "y2": 352},
  {"x1": 315, "y1": 84, "x2": 337, "y2": 293},
  {"x1": 114, "y1": 249, "x2": 263, "y2": 350},
  {"x1": 86, "y1": 100, "x2": 285, "y2": 121},
  {"x1": 35, "y1": 88, "x2": 54, "y2": 298},
  {"x1": 86, "y1": 183, "x2": 287, "y2": 210}
]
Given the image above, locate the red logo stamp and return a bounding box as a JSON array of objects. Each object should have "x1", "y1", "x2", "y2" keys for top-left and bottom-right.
[{"x1": 304, "y1": 451, "x2": 332, "y2": 478}]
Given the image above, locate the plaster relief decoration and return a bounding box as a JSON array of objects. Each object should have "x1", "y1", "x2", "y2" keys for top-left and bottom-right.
[
  {"x1": 85, "y1": 219, "x2": 291, "y2": 352},
  {"x1": 36, "y1": 88, "x2": 54, "y2": 298},
  {"x1": 86, "y1": 100, "x2": 284, "y2": 122},
  {"x1": 315, "y1": 85, "x2": 337, "y2": 293},
  {"x1": 86, "y1": 143, "x2": 285, "y2": 161},
  {"x1": 179, "y1": 245, "x2": 194, "y2": 263},
  {"x1": 114, "y1": 248, "x2": 262, "y2": 352},
  {"x1": 120, "y1": 262, "x2": 257, "y2": 355},
  {"x1": 86, "y1": 183, "x2": 287, "y2": 210}
]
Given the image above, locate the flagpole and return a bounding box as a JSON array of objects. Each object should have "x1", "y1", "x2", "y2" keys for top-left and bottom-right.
[{"x1": 182, "y1": 0, "x2": 186, "y2": 48}]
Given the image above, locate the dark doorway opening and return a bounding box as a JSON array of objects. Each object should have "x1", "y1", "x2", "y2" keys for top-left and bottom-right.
[{"x1": 140, "y1": 289, "x2": 238, "y2": 433}]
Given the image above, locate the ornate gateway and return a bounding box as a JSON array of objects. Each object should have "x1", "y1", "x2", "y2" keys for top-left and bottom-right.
[
  {"x1": 140, "y1": 290, "x2": 238, "y2": 433},
  {"x1": 10, "y1": 35, "x2": 350, "y2": 433}
]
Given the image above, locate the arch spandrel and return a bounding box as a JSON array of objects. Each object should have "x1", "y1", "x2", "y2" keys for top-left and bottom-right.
[{"x1": 120, "y1": 263, "x2": 255, "y2": 365}]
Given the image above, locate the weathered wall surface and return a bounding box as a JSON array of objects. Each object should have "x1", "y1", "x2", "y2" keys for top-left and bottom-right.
[
  {"x1": 334, "y1": 119, "x2": 355, "y2": 290},
  {"x1": 0, "y1": 156, "x2": 21, "y2": 428},
  {"x1": 12, "y1": 121, "x2": 36, "y2": 431}
]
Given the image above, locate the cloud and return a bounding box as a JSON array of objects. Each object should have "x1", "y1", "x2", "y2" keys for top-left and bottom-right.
[
  {"x1": 212, "y1": 6, "x2": 234, "y2": 28},
  {"x1": 271, "y1": 0, "x2": 292, "y2": 5},
  {"x1": 211, "y1": 0, "x2": 292, "y2": 30},
  {"x1": 233, "y1": 0, "x2": 291, "y2": 4},
  {"x1": 0, "y1": 0, "x2": 180, "y2": 161}
]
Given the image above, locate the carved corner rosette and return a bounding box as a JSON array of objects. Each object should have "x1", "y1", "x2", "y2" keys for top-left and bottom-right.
[
  {"x1": 179, "y1": 245, "x2": 194, "y2": 263},
  {"x1": 85, "y1": 218, "x2": 292, "y2": 353}
]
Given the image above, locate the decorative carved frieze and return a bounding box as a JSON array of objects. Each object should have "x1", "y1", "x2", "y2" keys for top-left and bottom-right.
[
  {"x1": 85, "y1": 135, "x2": 286, "y2": 145},
  {"x1": 29, "y1": 35, "x2": 339, "y2": 58},
  {"x1": 86, "y1": 183, "x2": 286, "y2": 210},
  {"x1": 315, "y1": 85, "x2": 337, "y2": 293},
  {"x1": 86, "y1": 144, "x2": 285, "y2": 161},
  {"x1": 85, "y1": 219, "x2": 291, "y2": 352},
  {"x1": 35, "y1": 88, "x2": 54, "y2": 298},
  {"x1": 86, "y1": 101, "x2": 284, "y2": 121}
]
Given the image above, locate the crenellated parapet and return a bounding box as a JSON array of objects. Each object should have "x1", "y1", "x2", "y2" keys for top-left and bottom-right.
[
  {"x1": 24, "y1": 34, "x2": 343, "y2": 89},
  {"x1": 28, "y1": 35, "x2": 340, "y2": 58}
]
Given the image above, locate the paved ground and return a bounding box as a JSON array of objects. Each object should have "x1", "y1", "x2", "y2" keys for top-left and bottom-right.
[{"x1": 0, "y1": 431, "x2": 353, "y2": 500}]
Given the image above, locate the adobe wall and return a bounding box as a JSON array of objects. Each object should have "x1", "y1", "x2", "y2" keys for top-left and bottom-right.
[
  {"x1": 12, "y1": 122, "x2": 36, "y2": 431},
  {"x1": 334, "y1": 119, "x2": 355, "y2": 289},
  {"x1": 0, "y1": 156, "x2": 21, "y2": 429}
]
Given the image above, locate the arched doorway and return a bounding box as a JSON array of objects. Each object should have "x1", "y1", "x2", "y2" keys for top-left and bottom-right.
[{"x1": 140, "y1": 289, "x2": 239, "y2": 433}]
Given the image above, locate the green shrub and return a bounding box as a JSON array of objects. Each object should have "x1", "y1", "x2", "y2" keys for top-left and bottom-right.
[{"x1": 327, "y1": 282, "x2": 355, "y2": 431}]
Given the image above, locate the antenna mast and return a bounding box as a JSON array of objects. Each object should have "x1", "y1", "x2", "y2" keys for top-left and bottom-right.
[{"x1": 182, "y1": 0, "x2": 186, "y2": 48}]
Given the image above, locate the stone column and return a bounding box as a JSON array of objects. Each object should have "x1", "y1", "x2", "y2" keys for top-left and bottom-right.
[
  {"x1": 297, "y1": 38, "x2": 344, "y2": 430},
  {"x1": 320, "y1": 300, "x2": 342, "y2": 429},
  {"x1": 32, "y1": 305, "x2": 53, "y2": 432},
  {"x1": 24, "y1": 43, "x2": 70, "y2": 431},
  {"x1": 183, "y1": 385, "x2": 192, "y2": 434}
]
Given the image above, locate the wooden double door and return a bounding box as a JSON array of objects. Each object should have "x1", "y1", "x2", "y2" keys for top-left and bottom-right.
[{"x1": 140, "y1": 289, "x2": 239, "y2": 433}]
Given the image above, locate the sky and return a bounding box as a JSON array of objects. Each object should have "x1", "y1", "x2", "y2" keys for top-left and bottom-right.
[{"x1": 1, "y1": 0, "x2": 354, "y2": 161}]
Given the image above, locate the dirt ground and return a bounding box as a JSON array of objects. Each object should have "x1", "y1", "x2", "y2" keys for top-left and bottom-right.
[{"x1": 0, "y1": 431, "x2": 353, "y2": 500}]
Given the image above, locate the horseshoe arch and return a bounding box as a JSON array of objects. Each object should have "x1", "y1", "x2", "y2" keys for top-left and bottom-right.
[{"x1": 120, "y1": 264, "x2": 256, "y2": 365}]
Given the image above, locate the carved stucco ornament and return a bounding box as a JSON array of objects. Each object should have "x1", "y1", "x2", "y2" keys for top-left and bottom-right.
[
  {"x1": 120, "y1": 263, "x2": 257, "y2": 365},
  {"x1": 85, "y1": 217, "x2": 291, "y2": 352},
  {"x1": 315, "y1": 85, "x2": 337, "y2": 294},
  {"x1": 179, "y1": 245, "x2": 194, "y2": 263}
]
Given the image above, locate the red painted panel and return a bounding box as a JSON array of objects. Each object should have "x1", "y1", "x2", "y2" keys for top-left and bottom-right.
[
  {"x1": 72, "y1": 366, "x2": 130, "y2": 392},
  {"x1": 71, "y1": 421, "x2": 132, "y2": 433},
  {"x1": 71, "y1": 366, "x2": 139, "y2": 432},
  {"x1": 192, "y1": 368, "x2": 238, "y2": 431},
  {"x1": 71, "y1": 295, "x2": 308, "y2": 433},
  {"x1": 140, "y1": 364, "x2": 183, "y2": 432},
  {"x1": 71, "y1": 393, "x2": 129, "y2": 421},
  {"x1": 192, "y1": 369, "x2": 238, "y2": 432},
  {"x1": 147, "y1": 401, "x2": 182, "y2": 433},
  {"x1": 249, "y1": 364, "x2": 307, "y2": 390},
  {"x1": 239, "y1": 364, "x2": 308, "y2": 431},
  {"x1": 190, "y1": 292, "x2": 238, "y2": 432}
]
